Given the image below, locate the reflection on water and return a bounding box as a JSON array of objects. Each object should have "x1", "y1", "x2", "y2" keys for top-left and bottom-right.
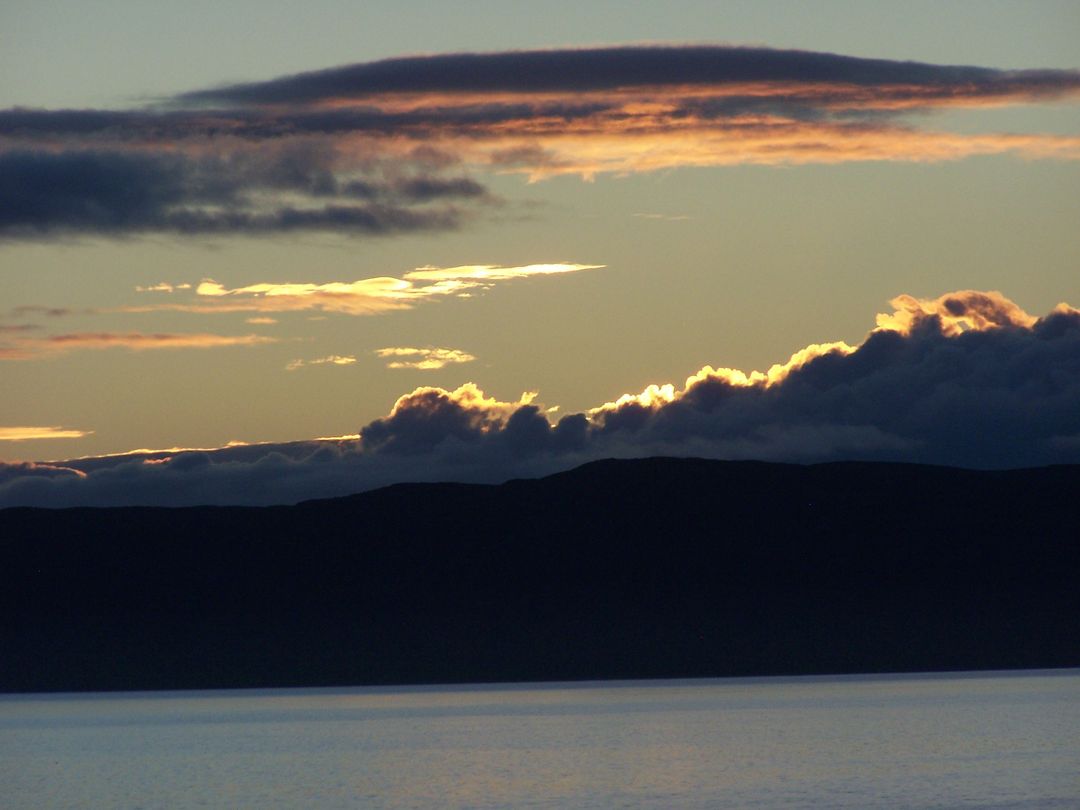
[{"x1": 2, "y1": 670, "x2": 1079, "y2": 809}]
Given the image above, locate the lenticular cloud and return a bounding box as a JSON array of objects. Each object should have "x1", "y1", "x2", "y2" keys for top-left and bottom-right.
[
  {"x1": 4, "y1": 46, "x2": 1080, "y2": 238},
  {"x1": 2, "y1": 290, "x2": 1078, "y2": 507}
]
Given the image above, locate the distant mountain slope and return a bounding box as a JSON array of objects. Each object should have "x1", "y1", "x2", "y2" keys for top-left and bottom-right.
[{"x1": 2, "y1": 458, "x2": 1078, "y2": 692}]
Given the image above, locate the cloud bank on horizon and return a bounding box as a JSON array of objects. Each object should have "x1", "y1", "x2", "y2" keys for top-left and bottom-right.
[
  {"x1": 3, "y1": 45, "x2": 1080, "y2": 238},
  {"x1": 3, "y1": 289, "x2": 1078, "y2": 507}
]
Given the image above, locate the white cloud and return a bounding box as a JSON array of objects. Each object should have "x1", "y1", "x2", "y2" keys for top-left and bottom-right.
[
  {"x1": 375, "y1": 346, "x2": 476, "y2": 370},
  {"x1": 286, "y1": 355, "x2": 358, "y2": 371}
]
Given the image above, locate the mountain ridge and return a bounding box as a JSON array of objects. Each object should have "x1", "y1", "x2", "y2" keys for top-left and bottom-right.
[{"x1": 2, "y1": 457, "x2": 1078, "y2": 692}]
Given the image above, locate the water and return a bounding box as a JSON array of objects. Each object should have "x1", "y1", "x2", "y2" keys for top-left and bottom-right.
[{"x1": 2, "y1": 670, "x2": 1078, "y2": 809}]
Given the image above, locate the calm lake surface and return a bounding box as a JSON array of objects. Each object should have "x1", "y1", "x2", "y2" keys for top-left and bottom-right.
[{"x1": 2, "y1": 670, "x2": 1078, "y2": 809}]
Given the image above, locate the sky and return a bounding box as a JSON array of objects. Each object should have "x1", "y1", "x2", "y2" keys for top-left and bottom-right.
[{"x1": 1, "y1": 1, "x2": 1079, "y2": 506}]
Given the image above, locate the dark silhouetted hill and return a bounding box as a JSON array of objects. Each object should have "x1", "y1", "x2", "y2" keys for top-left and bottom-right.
[{"x1": 2, "y1": 458, "x2": 1078, "y2": 692}]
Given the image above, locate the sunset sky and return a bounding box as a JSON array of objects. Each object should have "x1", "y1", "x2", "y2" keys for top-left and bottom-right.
[{"x1": 2, "y1": 0, "x2": 1079, "y2": 506}]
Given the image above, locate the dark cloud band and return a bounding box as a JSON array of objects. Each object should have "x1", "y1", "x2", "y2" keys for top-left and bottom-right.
[
  {"x1": 177, "y1": 46, "x2": 1080, "y2": 106},
  {"x1": 0, "y1": 149, "x2": 476, "y2": 237}
]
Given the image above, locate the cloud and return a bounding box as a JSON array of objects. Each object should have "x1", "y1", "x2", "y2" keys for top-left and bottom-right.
[
  {"x1": 402, "y1": 263, "x2": 599, "y2": 283},
  {"x1": 580, "y1": 291, "x2": 1080, "y2": 469},
  {"x1": 0, "y1": 461, "x2": 88, "y2": 484},
  {"x1": 4, "y1": 290, "x2": 1079, "y2": 507},
  {"x1": 3, "y1": 46, "x2": 1079, "y2": 238},
  {"x1": 0, "y1": 331, "x2": 276, "y2": 360},
  {"x1": 175, "y1": 46, "x2": 1080, "y2": 105},
  {"x1": 135, "y1": 283, "x2": 192, "y2": 293},
  {"x1": 0, "y1": 426, "x2": 92, "y2": 441},
  {"x1": 126, "y1": 263, "x2": 602, "y2": 317},
  {"x1": 633, "y1": 213, "x2": 691, "y2": 221},
  {"x1": 375, "y1": 346, "x2": 476, "y2": 370},
  {"x1": 358, "y1": 384, "x2": 537, "y2": 454},
  {"x1": 8, "y1": 305, "x2": 81, "y2": 318},
  {"x1": 190, "y1": 277, "x2": 416, "y2": 316},
  {"x1": 874, "y1": 289, "x2": 1038, "y2": 335},
  {"x1": 286, "y1": 355, "x2": 357, "y2": 371},
  {"x1": 0, "y1": 148, "x2": 476, "y2": 238}
]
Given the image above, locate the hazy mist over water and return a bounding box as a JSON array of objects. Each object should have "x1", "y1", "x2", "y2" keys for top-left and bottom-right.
[{"x1": 2, "y1": 670, "x2": 1078, "y2": 809}]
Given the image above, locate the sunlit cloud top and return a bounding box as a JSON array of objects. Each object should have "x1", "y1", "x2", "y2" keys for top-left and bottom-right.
[
  {"x1": 875, "y1": 289, "x2": 1043, "y2": 336},
  {"x1": 4, "y1": 289, "x2": 1079, "y2": 506}
]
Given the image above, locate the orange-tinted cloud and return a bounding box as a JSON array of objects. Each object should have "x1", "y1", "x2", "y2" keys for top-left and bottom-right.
[
  {"x1": 476, "y1": 122, "x2": 1080, "y2": 180},
  {"x1": 193, "y1": 277, "x2": 416, "y2": 315},
  {"x1": 4, "y1": 46, "x2": 1079, "y2": 238},
  {"x1": 874, "y1": 290, "x2": 1040, "y2": 336}
]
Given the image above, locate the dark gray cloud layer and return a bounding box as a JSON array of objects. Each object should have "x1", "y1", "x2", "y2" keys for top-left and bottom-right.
[
  {"x1": 0, "y1": 149, "x2": 475, "y2": 236},
  {"x1": 4, "y1": 296, "x2": 1078, "y2": 508},
  {"x1": 0, "y1": 103, "x2": 614, "y2": 140},
  {"x1": 178, "y1": 46, "x2": 1080, "y2": 105}
]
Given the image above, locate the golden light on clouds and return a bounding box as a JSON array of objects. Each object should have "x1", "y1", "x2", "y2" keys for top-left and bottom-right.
[
  {"x1": 375, "y1": 346, "x2": 476, "y2": 370},
  {"x1": 135, "y1": 283, "x2": 192, "y2": 293},
  {"x1": 589, "y1": 290, "x2": 1074, "y2": 421},
  {"x1": 591, "y1": 341, "x2": 857, "y2": 415},
  {"x1": 5, "y1": 47, "x2": 1080, "y2": 244},
  {"x1": 127, "y1": 263, "x2": 603, "y2": 318},
  {"x1": 0, "y1": 426, "x2": 93, "y2": 441},
  {"x1": 477, "y1": 125, "x2": 1080, "y2": 181},
  {"x1": 192, "y1": 277, "x2": 415, "y2": 315},
  {"x1": 875, "y1": 290, "x2": 1042, "y2": 336},
  {"x1": 4, "y1": 42, "x2": 1080, "y2": 478},
  {"x1": 286, "y1": 355, "x2": 358, "y2": 371},
  {"x1": 387, "y1": 382, "x2": 537, "y2": 423},
  {"x1": 289, "y1": 81, "x2": 1080, "y2": 182},
  {"x1": 402, "y1": 263, "x2": 602, "y2": 282}
]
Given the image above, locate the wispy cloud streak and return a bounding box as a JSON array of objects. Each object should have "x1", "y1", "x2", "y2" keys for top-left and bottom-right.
[
  {"x1": 125, "y1": 263, "x2": 602, "y2": 316},
  {"x1": 375, "y1": 347, "x2": 476, "y2": 370},
  {"x1": 0, "y1": 426, "x2": 92, "y2": 442},
  {"x1": 286, "y1": 355, "x2": 357, "y2": 371},
  {"x1": 0, "y1": 331, "x2": 276, "y2": 360}
]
